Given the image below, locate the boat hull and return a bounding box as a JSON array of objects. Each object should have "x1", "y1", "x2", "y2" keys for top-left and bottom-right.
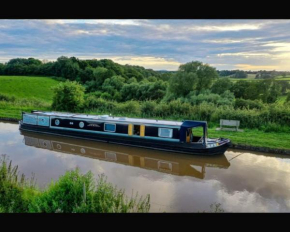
[{"x1": 19, "y1": 121, "x2": 231, "y2": 156}]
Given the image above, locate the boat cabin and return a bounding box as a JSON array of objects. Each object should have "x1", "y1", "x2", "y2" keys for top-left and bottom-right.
[{"x1": 22, "y1": 111, "x2": 208, "y2": 145}]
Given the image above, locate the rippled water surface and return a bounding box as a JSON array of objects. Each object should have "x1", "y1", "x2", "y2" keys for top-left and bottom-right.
[{"x1": 1, "y1": 121, "x2": 290, "y2": 212}]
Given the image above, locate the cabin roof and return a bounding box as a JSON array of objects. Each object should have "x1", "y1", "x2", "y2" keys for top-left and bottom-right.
[{"x1": 31, "y1": 111, "x2": 183, "y2": 126}]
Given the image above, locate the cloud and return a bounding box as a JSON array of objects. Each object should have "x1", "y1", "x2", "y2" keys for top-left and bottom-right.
[{"x1": 1, "y1": 20, "x2": 290, "y2": 70}]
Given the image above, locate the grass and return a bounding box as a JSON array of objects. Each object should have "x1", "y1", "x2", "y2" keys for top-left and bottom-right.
[
  {"x1": 208, "y1": 128, "x2": 290, "y2": 150},
  {"x1": 0, "y1": 76, "x2": 58, "y2": 119},
  {"x1": 0, "y1": 76, "x2": 60, "y2": 103}
]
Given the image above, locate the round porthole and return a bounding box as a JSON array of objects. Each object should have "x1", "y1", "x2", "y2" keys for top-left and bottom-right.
[
  {"x1": 55, "y1": 119, "x2": 60, "y2": 126},
  {"x1": 79, "y1": 122, "x2": 85, "y2": 128},
  {"x1": 80, "y1": 148, "x2": 86, "y2": 154},
  {"x1": 56, "y1": 144, "x2": 61, "y2": 150}
]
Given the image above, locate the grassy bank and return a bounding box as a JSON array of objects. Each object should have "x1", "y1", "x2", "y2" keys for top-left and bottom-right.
[{"x1": 0, "y1": 155, "x2": 150, "y2": 213}]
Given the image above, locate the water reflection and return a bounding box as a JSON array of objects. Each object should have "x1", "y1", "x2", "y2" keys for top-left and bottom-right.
[{"x1": 21, "y1": 131, "x2": 230, "y2": 180}]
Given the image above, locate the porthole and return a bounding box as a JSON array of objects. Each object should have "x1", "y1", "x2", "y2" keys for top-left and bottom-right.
[
  {"x1": 79, "y1": 121, "x2": 85, "y2": 128},
  {"x1": 56, "y1": 144, "x2": 61, "y2": 150},
  {"x1": 80, "y1": 148, "x2": 86, "y2": 154},
  {"x1": 55, "y1": 119, "x2": 60, "y2": 126}
]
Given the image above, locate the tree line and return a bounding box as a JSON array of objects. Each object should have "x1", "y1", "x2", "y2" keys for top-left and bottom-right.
[{"x1": 1, "y1": 56, "x2": 290, "y2": 131}]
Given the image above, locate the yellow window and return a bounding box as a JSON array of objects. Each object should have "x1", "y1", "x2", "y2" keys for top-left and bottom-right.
[
  {"x1": 140, "y1": 125, "x2": 145, "y2": 137},
  {"x1": 128, "y1": 124, "x2": 133, "y2": 135}
]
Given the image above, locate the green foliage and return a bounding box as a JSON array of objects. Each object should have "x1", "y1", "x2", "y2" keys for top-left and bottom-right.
[
  {"x1": 234, "y1": 70, "x2": 247, "y2": 78},
  {"x1": 231, "y1": 79, "x2": 281, "y2": 103},
  {"x1": 286, "y1": 92, "x2": 290, "y2": 103},
  {"x1": 235, "y1": 98, "x2": 265, "y2": 110},
  {"x1": 168, "y1": 61, "x2": 218, "y2": 97},
  {"x1": 211, "y1": 78, "x2": 233, "y2": 94},
  {"x1": 0, "y1": 155, "x2": 37, "y2": 213},
  {"x1": 0, "y1": 156, "x2": 150, "y2": 213},
  {"x1": 184, "y1": 90, "x2": 235, "y2": 107},
  {"x1": 102, "y1": 75, "x2": 125, "y2": 96},
  {"x1": 116, "y1": 101, "x2": 141, "y2": 115},
  {"x1": 30, "y1": 171, "x2": 150, "y2": 213},
  {"x1": 52, "y1": 80, "x2": 85, "y2": 112},
  {"x1": 141, "y1": 101, "x2": 157, "y2": 117}
]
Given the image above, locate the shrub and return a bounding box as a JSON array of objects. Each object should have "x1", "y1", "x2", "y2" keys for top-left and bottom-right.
[
  {"x1": 141, "y1": 101, "x2": 157, "y2": 117},
  {"x1": 115, "y1": 101, "x2": 141, "y2": 115},
  {"x1": 51, "y1": 80, "x2": 85, "y2": 112},
  {"x1": 235, "y1": 98, "x2": 265, "y2": 110}
]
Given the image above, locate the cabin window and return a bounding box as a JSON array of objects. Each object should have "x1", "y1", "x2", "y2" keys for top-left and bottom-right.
[
  {"x1": 158, "y1": 128, "x2": 173, "y2": 138},
  {"x1": 104, "y1": 123, "x2": 116, "y2": 132}
]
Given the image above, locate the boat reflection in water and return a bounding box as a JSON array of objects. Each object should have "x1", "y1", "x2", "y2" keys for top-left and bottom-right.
[{"x1": 21, "y1": 131, "x2": 231, "y2": 179}]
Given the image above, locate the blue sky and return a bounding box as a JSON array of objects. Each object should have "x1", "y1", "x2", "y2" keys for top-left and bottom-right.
[{"x1": 1, "y1": 19, "x2": 290, "y2": 71}]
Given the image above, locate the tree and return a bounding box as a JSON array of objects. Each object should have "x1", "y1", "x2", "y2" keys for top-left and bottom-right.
[
  {"x1": 234, "y1": 70, "x2": 247, "y2": 78},
  {"x1": 0, "y1": 63, "x2": 5, "y2": 75},
  {"x1": 230, "y1": 80, "x2": 251, "y2": 99},
  {"x1": 102, "y1": 75, "x2": 125, "y2": 95},
  {"x1": 168, "y1": 61, "x2": 218, "y2": 97},
  {"x1": 120, "y1": 83, "x2": 140, "y2": 101},
  {"x1": 52, "y1": 81, "x2": 85, "y2": 112},
  {"x1": 277, "y1": 80, "x2": 290, "y2": 95},
  {"x1": 211, "y1": 78, "x2": 233, "y2": 95}
]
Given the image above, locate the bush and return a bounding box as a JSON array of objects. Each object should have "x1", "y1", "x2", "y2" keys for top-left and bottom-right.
[
  {"x1": 51, "y1": 80, "x2": 85, "y2": 112},
  {"x1": 141, "y1": 101, "x2": 157, "y2": 117},
  {"x1": 115, "y1": 101, "x2": 141, "y2": 115},
  {"x1": 235, "y1": 98, "x2": 265, "y2": 110}
]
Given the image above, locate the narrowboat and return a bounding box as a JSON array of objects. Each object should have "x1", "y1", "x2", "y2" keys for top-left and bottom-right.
[
  {"x1": 19, "y1": 110, "x2": 231, "y2": 156},
  {"x1": 21, "y1": 130, "x2": 231, "y2": 179}
]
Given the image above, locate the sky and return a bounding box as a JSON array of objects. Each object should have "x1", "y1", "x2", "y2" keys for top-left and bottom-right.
[{"x1": 0, "y1": 19, "x2": 290, "y2": 71}]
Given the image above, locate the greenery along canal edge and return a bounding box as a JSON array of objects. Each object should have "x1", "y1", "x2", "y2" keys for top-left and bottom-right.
[{"x1": 1, "y1": 117, "x2": 289, "y2": 155}]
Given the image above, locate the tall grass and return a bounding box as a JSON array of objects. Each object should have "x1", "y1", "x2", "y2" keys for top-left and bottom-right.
[{"x1": 0, "y1": 155, "x2": 150, "y2": 213}]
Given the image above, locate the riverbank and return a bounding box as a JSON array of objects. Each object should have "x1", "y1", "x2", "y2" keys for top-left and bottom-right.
[{"x1": 1, "y1": 117, "x2": 290, "y2": 155}]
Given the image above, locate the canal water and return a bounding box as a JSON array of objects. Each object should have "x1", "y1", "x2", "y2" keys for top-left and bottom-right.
[{"x1": 0, "y1": 121, "x2": 290, "y2": 212}]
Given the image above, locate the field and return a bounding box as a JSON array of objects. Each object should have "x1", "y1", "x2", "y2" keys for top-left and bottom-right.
[
  {"x1": 0, "y1": 76, "x2": 59, "y2": 118},
  {"x1": 0, "y1": 76, "x2": 59, "y2": 102},
  {"x1": 225, "y1": 74, "x2": 290, "y2": 83}
]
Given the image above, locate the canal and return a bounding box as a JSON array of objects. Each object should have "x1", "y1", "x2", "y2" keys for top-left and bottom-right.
[{"x1": 1, "y1": 121, "x2": 290, "y2": 212}]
